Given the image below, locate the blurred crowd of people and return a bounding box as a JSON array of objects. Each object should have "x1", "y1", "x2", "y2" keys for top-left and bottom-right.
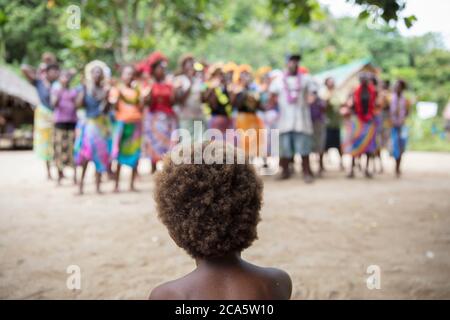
[{"x1": 21, "y1": 51, "x2": 411, "y2": 194}]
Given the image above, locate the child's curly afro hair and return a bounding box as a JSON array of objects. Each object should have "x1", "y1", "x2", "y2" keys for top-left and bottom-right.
[{"x1": 154, "y1": 141, "x2": 263, "y2": 258}]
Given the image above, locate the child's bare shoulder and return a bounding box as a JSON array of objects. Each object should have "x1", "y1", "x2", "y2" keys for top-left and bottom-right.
[
  {"x1": 148, "y1": 279, "x2": 187, "y2": 300},
  {"x1": 244, "y1": 262, "x2": 293, "y2": 299}
]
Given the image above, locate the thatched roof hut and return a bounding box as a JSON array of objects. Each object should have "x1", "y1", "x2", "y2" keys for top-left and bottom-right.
[
  {"x1": 0, "y1": 65, "x2": 37, "y2": 148},
  {"x1": 314, "y1": 58, "x2": 380, "y2": 101},
  {"x1": 0, "y1": 66, "x2": 40, "y2": 106}
]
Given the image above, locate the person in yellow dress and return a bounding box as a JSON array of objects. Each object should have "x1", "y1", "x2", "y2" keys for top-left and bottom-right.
[{"x1": 232, "y1": 65, "x2": 265, "y2": 158}]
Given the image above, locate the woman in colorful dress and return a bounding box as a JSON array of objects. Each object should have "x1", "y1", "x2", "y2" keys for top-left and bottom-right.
[
  {"x1": 51, "y1": 70, "x2": 79, "y2": 185},
  {"x1": 173, "y1": 54, "x2": 205, "y2": 143},
  {"x1": 142, "y1": 52, "x2": 178, "y2": 174},
  {"x1": 390, "y1": 79, "x2": 410, "y2": 178},
  {"x1": 21, "y1": 62, "x2": 60, "y2": 179},
  {"x1": 74, "y1": 61, "x2": 111, "y2": 194},
  {"x1": 346, "y1": 73, "x2": 377, "y2": 179},
  {"x1": 109, "y1": 65, "x2": 143, "y2": 192},
  {"x1": 203, "y1": 64, "x2": 233, "y2": 140},
  {"x1": 233, "y1": 65, "x2": 264, "y2": 158}
]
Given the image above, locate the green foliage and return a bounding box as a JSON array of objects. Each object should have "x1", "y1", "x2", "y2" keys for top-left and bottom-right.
[
  {"x1": 1, "y1": 0, "x2": 448, "y2": 151},
  {"x1": 408, "y1": 115, "x2": 450, "y2": 152},
  {"x1": 0, "y1": 0, "x2": 66, "y2": 64},
  {"x1": 269, "y1": 0, "x2": 415, "y2": 26}
]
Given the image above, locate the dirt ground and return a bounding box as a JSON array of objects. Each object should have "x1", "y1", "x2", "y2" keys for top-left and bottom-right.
[{"x1": 0, "y1": 150, "x2": 449, "y2": 299}]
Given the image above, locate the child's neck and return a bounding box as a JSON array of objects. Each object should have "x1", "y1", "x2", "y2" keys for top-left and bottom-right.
[{"x1": 195, "y1": 252, "x2": 242, "y2": 269}]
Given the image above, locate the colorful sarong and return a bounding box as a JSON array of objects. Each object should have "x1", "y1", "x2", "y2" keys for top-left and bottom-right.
[
  {"x1": 111, "y1": 121, "x2": 142, "y2": 168},
  {"x1": 142, "y1": 111, "x2": 178, "y2": 164},
  {"x1": 374, "y1": 114, "x2": 382, "y2": 152},
  {"x1": 235, "y1": 112, "x2": 265, "y2": 156},
  {"x1": 33, "y1": 104, "x2": 54, "y2": 161},
  {"x1": 54, "y1": 127, "x2": 75, "y2": 170},
  {"x1": 342, "y1": 116, "x2": 377, "y2": 157},
  {"x1": 380, "y1": 110, "x2": 391, "y2": 149},
  {"x1": 390, "y1": 126, "x2": 408, "y2": 160},
  {"x1": 74, "y1": 116, "x2": 111, "y2": 173}
]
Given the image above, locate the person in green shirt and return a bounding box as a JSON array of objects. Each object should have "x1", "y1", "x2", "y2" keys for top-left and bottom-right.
[{"x1": 320, "y1": 77, "x2": 344, "y2": 170}]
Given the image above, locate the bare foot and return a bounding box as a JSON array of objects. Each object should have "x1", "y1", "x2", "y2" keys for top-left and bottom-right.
[
  {"x1": 317, "y1": 168, "x2": 324, "y2": 178},
  {"x1": 276, "y1": 171, "x2": 291, "y2": 180},
  {"x1": 303, "y1": 174, "x2": 314, "y2": 184},
  {"x1": 130, "y1": 186, "x2": 140, "y2": 192}
]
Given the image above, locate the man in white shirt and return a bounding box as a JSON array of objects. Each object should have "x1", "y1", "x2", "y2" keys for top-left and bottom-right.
[{"x1": 269, "y1": 54, "x2": 314, "y2": 182}]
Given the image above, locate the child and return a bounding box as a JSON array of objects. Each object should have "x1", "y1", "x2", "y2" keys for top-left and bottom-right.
[
  {"x1": 150, "y1": 141, "x2": 292, "y2": 300},
  {"x1": 51, "y1": 69, "x2": 79, "y2": 185}
]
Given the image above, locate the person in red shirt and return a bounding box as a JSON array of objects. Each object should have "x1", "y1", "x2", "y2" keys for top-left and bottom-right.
[
  {"x1": 347, "y1": 73, "x2": 378, "y2": 179},
  {"x1": 141, "y1": 52, "x2": 178, "y2": 174}
]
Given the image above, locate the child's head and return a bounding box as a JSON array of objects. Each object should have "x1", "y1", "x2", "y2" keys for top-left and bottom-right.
[{"x1": 154, "y1": 141, "x2": 263, "y2": 259}]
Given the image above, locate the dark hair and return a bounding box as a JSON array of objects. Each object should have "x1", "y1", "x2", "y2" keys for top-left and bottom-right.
[
  {"x1": 397, "y1": 79, "x2": 407, "y2": 91},
  {"x1": 288, "y1": 54, "x2": 302, "y2": 62},
  {"x1": 154, "y1": 142, "x2": 263, "y2": 259},
  {"x1": 46, "y1": 63, "x2": 60, "y2": 71},
  {"x1": 325, "y1": 77, "x2": 334, "y2": 86},
  {"x1": 151, "y1": 60, "x2": 165, "y2": 75}
]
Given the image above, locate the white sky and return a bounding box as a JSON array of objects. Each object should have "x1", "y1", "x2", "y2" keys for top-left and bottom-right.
[{"x1": 320, "y1": 0, "x2": 450, "y2": 48}]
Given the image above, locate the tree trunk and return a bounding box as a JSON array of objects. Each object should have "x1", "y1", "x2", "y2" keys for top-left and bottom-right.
[{"x1": 120, "y1": 0, "x2": 130, "y2": 62}]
